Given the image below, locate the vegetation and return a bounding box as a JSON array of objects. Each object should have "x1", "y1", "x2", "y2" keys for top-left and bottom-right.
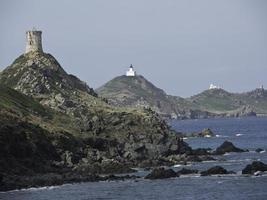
[{"x1": 97, "y1": 76, "x2": 267, "y2": 118}]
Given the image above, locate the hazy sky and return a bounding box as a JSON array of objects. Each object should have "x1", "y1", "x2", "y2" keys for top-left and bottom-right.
[{"x1": 1, "y1": 0, "x2": 267, "y2": 97}]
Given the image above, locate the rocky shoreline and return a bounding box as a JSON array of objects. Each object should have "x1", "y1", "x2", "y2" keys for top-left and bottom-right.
[{"x1": 1, "y1": 139, "x2": 266, "y2": 192}]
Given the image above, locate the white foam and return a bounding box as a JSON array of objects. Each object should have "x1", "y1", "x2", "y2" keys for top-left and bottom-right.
[
  {"x1": 180, "y1": 174, "x2": 201, "y2": 178},
  {"x1": 216, "y1": 134, "x2": 228, "y2": 138},
  {"x1": 1, "y1": 185, "x2": 61, "y2": 193},
  {"x1": 236, "y1": 133, "x2": 243, "y2": 137}
]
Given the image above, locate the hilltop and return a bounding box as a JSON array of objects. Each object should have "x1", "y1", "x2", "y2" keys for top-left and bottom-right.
[
  {"x1": 97, "y1": 75, "x2": 267, "y2": 119},
  {"x1": 97, "y1": 75, "x2": 180, "y2": 118}
]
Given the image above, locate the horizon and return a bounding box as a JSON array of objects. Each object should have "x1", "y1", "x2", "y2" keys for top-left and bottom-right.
[{"x1": 1, "y1": 0, "x2": 267, "y2": 97}]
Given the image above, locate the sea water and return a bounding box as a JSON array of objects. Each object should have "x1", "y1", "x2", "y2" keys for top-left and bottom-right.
[{"x1": 1, "y1": 117, "x2": 267, "y2": 200}]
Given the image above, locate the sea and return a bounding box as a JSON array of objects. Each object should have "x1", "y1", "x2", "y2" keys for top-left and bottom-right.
[{"x1": 1, "y1": 117, "x2": 267, "y2": 200}]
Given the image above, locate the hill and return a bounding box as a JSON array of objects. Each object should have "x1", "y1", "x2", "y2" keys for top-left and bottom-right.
[
  {"x1": 0, "y1": 52, "x2": 190, "y2": 190},
  {"x1": 96, "y1": 75, "x2": 180, "y2": 118},
  {"x1": 97, "y1": 75, "x2": 267, "y2": 119}
]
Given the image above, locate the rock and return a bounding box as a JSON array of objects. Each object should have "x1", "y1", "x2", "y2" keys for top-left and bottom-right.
[
  {"x1": 100, "y1": 159, "x2": 137, "y2": 174},
  {"x1": 201, "y1": 166, "x2": 229, "y2": 176},
  {"x1": 103, "y1": 174, "x2": 140, "y2": 181},
  {"x1": 186, "y1": 155, "x2": 203, "y2": 162},
  {"x1": 255, "y1": 148, "x2": 264, "y2": 153},
  {"x1": 185, "y1": 128, "x2": 215, "y2": 138},
  {"x1": 242, "y1": 161, "x2": 267, "y2": 174},
  {"x1": 254, "y1": 171, "x2": 263, "y2": 176},
  {"x1": 186, "y1": 154, "x2": 215, "y2": 162},
  {"x1": 200, "y1": 128, "x2": 215, "y2": 137},
  {"x1": 0, "y1": 174, "x2": 3, "y2": 183},
  {"x1": 145, "y1": 168, "x2": 177, "y2": 179},
  {"x1": 177, "y1": 168, "x2": 198, "y2": 175},
  {"x1": 190, "y1": 148, "x2": 211, "y2": 155},
  {"x1": 214, "y1": 141, "x2": 245, "y2": 155}
]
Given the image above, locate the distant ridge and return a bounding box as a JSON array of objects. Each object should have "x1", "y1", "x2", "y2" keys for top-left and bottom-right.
[{"x1": 97, "y1": 75, "x2": 267, "y2": 119}]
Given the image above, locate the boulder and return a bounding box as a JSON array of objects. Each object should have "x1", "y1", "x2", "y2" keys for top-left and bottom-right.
[
  {"x1": 145, "y1": 167, "x2": 177, "y2": 179},
  {"x1": 214, "y1": 141, "x2": 245, "y2": 155},
  {"x1": 242, "y1": 161, "x2": 267, "y2": 174},
  {"x1": 177, "y1": 168, "x2": 198, "y2": 175},
  {"x1": 201, "y1": 166, "x2": 229, "y2": 176},
  {"x1": 255, "y1": 148, "x2": 264, "y2": 153}
]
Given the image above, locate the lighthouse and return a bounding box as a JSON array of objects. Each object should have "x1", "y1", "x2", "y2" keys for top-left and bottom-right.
[
  {"x1": 126, "y1": 64, "x2": 136, "y2": 77},
  {"x1": 25, "y1": 28, "x2": 43, "y2": 54}
]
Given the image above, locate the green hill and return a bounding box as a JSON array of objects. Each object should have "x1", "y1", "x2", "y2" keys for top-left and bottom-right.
[
  {"x1": 97, "y1": 75, "x2": 267, "y2": 119},
  {"x1": 97, "y1": 75, "x2": 180, "y2": 118}
]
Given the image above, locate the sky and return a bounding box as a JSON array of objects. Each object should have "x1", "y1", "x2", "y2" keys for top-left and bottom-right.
[{"x1": 0, "y1": 0, "x2": 267, "y2": 97}]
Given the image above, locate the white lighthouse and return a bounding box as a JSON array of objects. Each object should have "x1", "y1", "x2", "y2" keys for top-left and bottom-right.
[
  {"x1": 25, "y1": 28, "x2": 43, "y2": 54},
  {"x1": 126, "y1": 64, "x2": 136, "y2": 77}
]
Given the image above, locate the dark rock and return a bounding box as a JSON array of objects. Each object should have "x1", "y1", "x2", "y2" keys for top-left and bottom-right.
[
  {"x1": 145, "y1": 168, "x2": 177, "y2": 179},
  {"x1": 201, "y1": 166, "x2": 229, "y2": 176},
  {"x1": 190, "y1": 148, "x2": 211, "y2": 155},
  {"x1": 186, "y1": 155, "x2": 203, "y2": 162},
  {"x1": 103, "y1": 174, "x2": 140, "y2": 181},
  {"x1": 242, "y1": 161, "x2": 267, "y2": 174},
  {"x1": 214, "y1": 141, "x2": 245, "y2": 155},
  {"x1": 255, "y1": 148, "x2": 264, "y2": 153},
  {"x1": 177, "y1": 168, "x2": 198, "y2": 175},
  {"x1": 0, "y1": 174, "x2": 3, "y2": 183}
]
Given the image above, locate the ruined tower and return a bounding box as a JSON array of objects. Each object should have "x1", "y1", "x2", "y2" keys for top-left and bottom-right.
[{"x1": 25, "y1": 28, "x2": 43, "y2": 53}]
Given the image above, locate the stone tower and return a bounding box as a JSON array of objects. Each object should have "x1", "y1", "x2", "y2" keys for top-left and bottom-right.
[{"x1": 25, "y1": 28, "x2": 43, "y2": 53}]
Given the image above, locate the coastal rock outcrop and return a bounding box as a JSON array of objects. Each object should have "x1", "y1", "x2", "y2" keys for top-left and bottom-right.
[
  {"x1": 145, "y1": 168, "x2": 177, "y2": 179},
  {"x1": 242, "y1": 161, "x2": 267, "y2": 174},
  {"x1": 176, "y1": 168, "x2": 199, "y2": 175},
  {"x1": 184, "y1": 128, "x2": 215, "y2": 138},
  {"x1": 255, "y1": 148, "x2": 264, "y2": 153},
  {"x1": 200, "y1": 166, "x2": 231, "y2": 176},
  {"x1": 214, "y1": 141, "x2": 246, "y2": 155}
]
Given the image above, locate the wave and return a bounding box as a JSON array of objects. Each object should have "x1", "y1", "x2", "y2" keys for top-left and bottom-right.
[
  {"x1": 0, "y1": 185, "x2": 62, "y2": 193},
  {"x1": 204, "y1": 135, "x2": 212, "y2": 138},
  {"x1": 179, "y1": 174, "x2": 201, "y2": 178},
  {"x1": 236, "y1": 133, "x2": 243, "y2": 137},
  {"x1": 249, "y1": 150, "x2": 266, "y2": 154},
  {"x1": 215, "y1": 134, "x2": 228, "y2": 138},
  {"x1": 173, "y1": 164, "x2": 192, "y2": 168}
]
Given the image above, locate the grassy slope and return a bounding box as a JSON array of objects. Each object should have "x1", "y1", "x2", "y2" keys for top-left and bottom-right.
[
  {"x1": 187, "y1": 89, "x2": 240, "y2": 113},
  {"x1": 0, "y1": 84, "x2": 80, "y2": 134},
  {"x1": 0, "y1": 84, "x2": 50, "y2": 116}
]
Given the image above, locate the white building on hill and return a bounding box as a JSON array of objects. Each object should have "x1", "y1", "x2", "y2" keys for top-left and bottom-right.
[
  {"x1": 126, "y1": 64, "x2": 136, "y2": 76},
  {"x1": 209, "y1": 83, "x2": 221, "y2": 90}
]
